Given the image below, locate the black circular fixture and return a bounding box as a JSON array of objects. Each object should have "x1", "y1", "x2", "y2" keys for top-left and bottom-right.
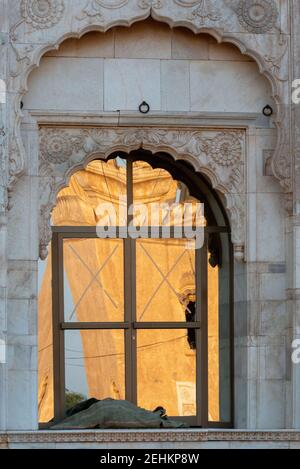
[
  {"x1": 139, "y1": 101, "x2": 150, "y2": 114},
  {"x1": 262, "y1": 104, "x2": 273, "y2": 117}
]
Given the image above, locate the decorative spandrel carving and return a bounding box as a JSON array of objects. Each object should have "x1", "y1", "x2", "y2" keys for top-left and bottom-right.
[
  {"x1": 38, "y1": 126, "x2": 246, "y2": 260},
  {"x1": 263, "y1": 39, "x2": 289, "y2": 83},
  {"x1": 209, "y1": 133, "x2": 242, "y2": 168},
  {"x1": 235, "y1": 0, "x2": 278, "y2": 34},
  {"x1": 40, "y1": 130, "x2": 83, "y2": 165},
  {"x1": 173, "y1": 0, "x2": 220, "y2": 25},
  {"x1": 138, "y1": 0, "x2": 163, "y2": 8},
  {"x1": 10, "y1": 0, "x2": 65, "y2": 42},
  {"x1": 94, "y1": 0, "x2": 128, "y2": 6},
  {"x1": 21, "y1": 0, "x2": 65, "y2": 29},
  {"x1": 6, "y1": 0, "x2": 290, "y2": 196},
  {"x1": 78, "y1": 0, "x2": 129, "y2": 20}
]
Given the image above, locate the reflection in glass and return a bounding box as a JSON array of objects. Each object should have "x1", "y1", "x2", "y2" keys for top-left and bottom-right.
[
  {"x1": 218, "y1": 233, "x2": 231, "y2": 423},
  {"x1": 208, "y1": 261, "x2": 220, "y2": 422},
  {"x1": 37, "y1": 155, "x2": 232, "y2": 427},
  {"x1": 63, "y1": 238, "x2": 124, "y2": 322},
  {"x1": 65, "y1": 330, "x2": 125, "y2": 409},
  {"x1": 208, "y1": 232, "x2": 231, "y2": 423},
  {"x1": 136, "y1": 239, "x2": 195, "y2": 322},
  {"x1": 52, "y1": 158, "x2": 127, "y2": 227},
  {"x1": 132, "y1": 161, "x2": 201, "y2": 228},
  {"x1": 137, "y1": 329, "x2": 196, "y2": 416},
  {"x1": 38, "y1": 247, "x2": 54, "y2": 423}
]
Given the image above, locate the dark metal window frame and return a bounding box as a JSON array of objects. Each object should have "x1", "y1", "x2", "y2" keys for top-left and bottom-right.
[{"x1": 48, "y1": 156, "x2": 233, "y2": 429}]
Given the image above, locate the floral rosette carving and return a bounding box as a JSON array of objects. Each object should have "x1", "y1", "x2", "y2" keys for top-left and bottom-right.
[
  {"x1": 21, "y1": 0, "x2": 65, "y2": 29},
  {"x1": 38, "y1": 126, "x2": 246, "y2": 257},
  {"x1": 236, "y1": 0, "x2": 278, "y2": 34},
  {"x1": 210, "y1": 133, "x2": 242, "y2": 167},
  {"x1": 40, "y1": 130, "x2": 82, "y2": 165}
]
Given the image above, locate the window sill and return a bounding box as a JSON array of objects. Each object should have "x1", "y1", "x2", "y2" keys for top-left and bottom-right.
[{"x1": 2, "y1": 429, "x2": 300, "y2": 445}]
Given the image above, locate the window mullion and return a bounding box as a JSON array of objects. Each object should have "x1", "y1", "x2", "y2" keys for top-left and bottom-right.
[
  {"x1": 53, "y1": 232, "x2": 66, "y2": 422},
  {"x1": 197, "y1": 233, "x2": 208, "y2": 427},
  {"x1": 125, "y1": 159, "x2": 138, "y2": 404},
  {"x1": 131, "y1": 236, "x2": 137, "y2": 405}
]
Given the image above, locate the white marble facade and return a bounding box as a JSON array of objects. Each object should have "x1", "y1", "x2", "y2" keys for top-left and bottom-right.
[{"x1": 0, "y1": 0, "x2": 300, "y2": 448}]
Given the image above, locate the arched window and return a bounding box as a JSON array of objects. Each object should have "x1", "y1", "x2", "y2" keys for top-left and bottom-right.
[{"x1": 38, "y1": 150, "x2": 233, "y2": 428}]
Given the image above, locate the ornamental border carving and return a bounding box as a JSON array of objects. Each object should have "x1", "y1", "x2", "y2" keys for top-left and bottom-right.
[
  {"x1": 1, "y1": 430, "x2": 300, "y2": 444},
  {"x1": 38, "y1": 126, "x2": 245, "y2": 261},
  {"x1": 5, "y1": 0, "x2": 291, "y2": 213}
]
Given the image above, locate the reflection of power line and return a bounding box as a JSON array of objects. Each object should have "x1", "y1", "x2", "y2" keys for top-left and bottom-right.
[
  {"x1": 65, "y1": 334, "x2": 188, "y2": 361},
  {"x1": 40, "y1": 333, "x2": 190, "y2": 357},
  {"x1": 38, "y1": 344, "x2": 52, "y2": 353}
]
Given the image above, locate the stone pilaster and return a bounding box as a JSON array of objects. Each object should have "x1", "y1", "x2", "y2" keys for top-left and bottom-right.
[
  {"x1": 290, "y1": 0, "x2": 300, "y2": 429},
  {"x1": 0, "y1": 0, "x2": 8, "y2": 431}
]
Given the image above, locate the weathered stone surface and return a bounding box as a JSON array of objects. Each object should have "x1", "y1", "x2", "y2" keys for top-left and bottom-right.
[{"x1": 0, "y1": 0, "x2": 299, "y2": 440}]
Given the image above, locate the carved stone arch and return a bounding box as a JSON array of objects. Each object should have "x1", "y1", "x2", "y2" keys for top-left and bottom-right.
[
  {"x1": 7, "y1": 0, "x2": 290, "y2": 200},
  {"x1": 38, "y1": 126, "x2": 245, "y2": 261}
]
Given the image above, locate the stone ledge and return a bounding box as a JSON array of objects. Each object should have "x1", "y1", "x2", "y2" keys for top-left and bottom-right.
[{"x1": 1, "y1": 430, "x2": 300, "y2": 444}]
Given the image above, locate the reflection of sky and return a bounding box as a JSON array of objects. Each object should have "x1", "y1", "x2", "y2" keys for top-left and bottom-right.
[
  {"x1": 38, "y1": 258, "x2": 47, "y2": 293},
  {"x1": 65, "y1": 329, "x2": 88, "y2": 399},
  {"x1": 38, "y1": 258, "x2": 88, "y2": 398}
]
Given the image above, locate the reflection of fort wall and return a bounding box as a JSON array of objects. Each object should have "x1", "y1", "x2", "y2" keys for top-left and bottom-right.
[{"x1": 38, "y1": 160, "x2": 220, "y2": 422}]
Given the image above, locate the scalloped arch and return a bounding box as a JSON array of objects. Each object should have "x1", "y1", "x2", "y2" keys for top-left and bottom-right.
[
  {"x1": 39, "y1": 135, "x2": 241, "y2": 261},
  {"x1": 15, "y1": 13, "x2": 284, "y2": 196},
  {"x1": 55, "y1": 143, "x2": 228, "y2": 197},
  {"x1": 19, "y1": 13, "x2": 279, "y2": 100}
]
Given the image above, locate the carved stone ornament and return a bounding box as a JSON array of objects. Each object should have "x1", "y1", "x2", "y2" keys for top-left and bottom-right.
[
  {"x1": 40, "y1": 130, "x2": 83, "y2": 164},
  {"x1": 79, "y1": 0, "x2": 129, "y2": 19},
  {"x1": 174, "y1": 0, "x2": 220, "y2": 24},
  {"x1": 210, "y1": 133, "x2": 242, "y2": 167},
  {"x1": 38, "y1": 126, "x2": 245, "y2": 260},
  {"x1": 20, "y1": 0, "x2": 65, "y2": 29},
  {"x1": 94, "y1": 0, "x2": 128, "y2": 7},
  {"x1": 236, "y1": 0, "x2": 278, "y2": 34},
  {"x1": 0, "y1": 127, "x2": 8, "y2": 214},
  {"x1": 1, "y1": 430, "x2": 300, "y2": 445},
  {"x1": 138, "y1": 0, "x2": 163, "y2": 8},
  {"x1": 7, "y1": 0, "x2": 291, "y2": 196}
]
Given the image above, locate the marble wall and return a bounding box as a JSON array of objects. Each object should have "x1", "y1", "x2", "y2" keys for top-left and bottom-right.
[
  {"x1": 21, "y1": 19, "x2": 287, "y2": 432},
  {"x1": 1, "y1": 0, "x2": 299, "y2": 441},
  {"x1": 23, "y1": 20, "x2": 273, "y2": 114}
]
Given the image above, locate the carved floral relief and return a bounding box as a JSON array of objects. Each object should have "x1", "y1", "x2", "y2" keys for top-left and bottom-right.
[
  {"x1": 38, "y1": 126, "x2": 245, "y2": 259},
  {"x1": 236, "y1": 0, "x2": 278, "y2": 34},
  {"x1": 6, "y1": 0, "x2": 290, "y2": 196},
  {"x1": 21, "y1": 0, "x2": 65, "y2": 29}
]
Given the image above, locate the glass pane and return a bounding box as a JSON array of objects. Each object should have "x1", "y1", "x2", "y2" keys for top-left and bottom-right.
[
  {"x1": 132, "y1": 160, "x2": 201, "y2": 228},
  {"x1": 65, "y1": 329, "x2": 125, "y2": 410},
  {"x1": 63, "y1": 238, "x2": 124, "y2": 322},
  {"x1": 52, "y1": 158, "x2": 127, "y2": 227},
  {"x1": 208, "y1": 232, "x2": 231, "y2": 423},
  {"x1": 137, "y1": 329, "x2": 196, "y2": 416},
  {"x1": 136, "y1": 239, "x2": 195, "y2": 322},
  {"x1": 94, "y1": 158, "x2": 127, "y2": 227},
  {"x1": 38, "y1": 246, "x2": 54, "y2": 423}
]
